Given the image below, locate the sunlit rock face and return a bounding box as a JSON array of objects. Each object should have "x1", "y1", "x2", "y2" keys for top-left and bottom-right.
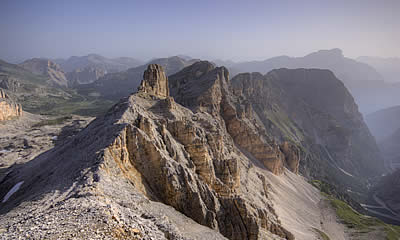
[
  {"x1": 138, "y1": 64, "x2": 169, "y2": 98},
  {"x1": 0, "y1": 89, "x2": 22, "y2": 121}
]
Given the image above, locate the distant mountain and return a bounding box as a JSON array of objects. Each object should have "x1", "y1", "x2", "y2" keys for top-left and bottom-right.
[
  {"x1": 230, "y1": 49, "x2": 400, "y2": 114},
  {"x1": 0, "y1": 59, "x2": 112, "y2": 116},
  {"x1": 76, "y1": 56, "x2": 199, "y2": 100},
  {"x1": 53, "y1": 54, "x2": 143, "y2": 73},
  {"x1": 357, "y1": 56, "x2": 400, "y2": 83},
  {"x1": 66, "y1": 66, "x2": 106, "y2": 86},
  {"x1": 366, "y1": 106, "x2": 400, "y2": 170},
  {"x1": 380, "y1": 129, "x2": 400, "y2": 170},
  {"x1": 366, "y1": 105, "x2": 400, "y2": 142},
  {"x1": 232, "y1": 49, "x2": 384, "y2": 82},
  {"x1": 19, "y1": 58, "x2": 68, "y2": 87},
  {"x1": 176, "y1": 54, "x2": 193, "y2": 61}
]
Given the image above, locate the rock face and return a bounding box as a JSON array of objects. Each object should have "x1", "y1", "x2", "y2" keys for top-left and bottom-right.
[
  {"x1": 169, "y1": 61, "x2": 298, "y2": 175},
  {"x1": 268, "y1": 68, "x2": 384, "y2": 178},
  {"x1": 0, "y1": 89, "x2": 22, "y2": 121},
  {"x1": 227, "y1": 69, "x2": 384, "y2": 193},
  {"x1": 20, "y1": 58, "x2": 68, "y2": 87},
  {"x1": 138, "y1": 64, "x2": 169, "y2": 98}
]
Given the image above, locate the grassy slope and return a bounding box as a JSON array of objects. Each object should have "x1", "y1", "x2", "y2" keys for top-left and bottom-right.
[{"x1": 312, "y1": 180, "x2": 400, "y2": 240}]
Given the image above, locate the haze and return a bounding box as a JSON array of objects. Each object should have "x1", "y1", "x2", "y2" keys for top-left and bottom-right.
[{"x1": 1, "y1": 0, "x2": 399, "y2": 62}]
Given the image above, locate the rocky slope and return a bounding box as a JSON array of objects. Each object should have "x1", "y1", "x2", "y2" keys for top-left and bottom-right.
[
  {"x1": 20, "y1": 58, "x2": 68, "y2": 87},
  {"x1": 0, "y1": 62, "x2": 385, "y2": 239},
  {"x1": 0, "y1": 89, "x2": 22, "y2": 121}
]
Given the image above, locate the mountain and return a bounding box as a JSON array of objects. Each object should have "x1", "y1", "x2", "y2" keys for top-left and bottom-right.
[
  {"x1": 230, "y1": 49, "x2": 400, "y2": 114},
  {"x1": 373, "y1": 169, "x2": 400, "y2": 224},
  {"x1": 76, "y1": 56, "x2": 199, "y2": 101},
  {"x1": 54, "y1": 54, "x2": 143, "y2": 73},
  {"x1": 19, "y1": 58, "x2": 68, "y2": 87},
  {"x1": 66, "y1": 66, "x2": 106, "y2": 86},
  {"x1": 366, "y1": 106, "x2": 400, "y2": 142},
  {"x1": 380, "y1": 128, "x2": 400, "y2": 170},
  {"x1": 0, "y1": 59, "x2": 113, "y2": 116},
  {"x1": 357, "y1": 56, "x2": 400, "y2": 83},
  {"x1": 0, "y1": 88, "x2": 22, "y2": 121},
  {"x1": 0, "y1": 62, "x2": 391, "y2": 239},
  {"x1": 232, "y1": 49, "x2": 383, "y2": 82},
  {"x1": 262, "y1": 68, "x2": 384, "y2": 179}
]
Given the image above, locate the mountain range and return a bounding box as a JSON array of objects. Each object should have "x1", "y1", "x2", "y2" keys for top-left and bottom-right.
[
  {"x1": 223, "y1": 49, "x2": 400, "y2": 114},
  {"x1": 1, "y1": 60, "x2": 398, "y2": 239},
  {"x1": 53, "y1": 54, "x2": 143, "y2": 73},
  {"x1": 357, "y1": 56, "x2": 400, "y2": 83}
]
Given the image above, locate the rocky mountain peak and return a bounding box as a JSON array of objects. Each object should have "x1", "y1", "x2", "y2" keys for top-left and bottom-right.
[{"x1": 138, "y1": 64, "x2": 169, "y2": 98}]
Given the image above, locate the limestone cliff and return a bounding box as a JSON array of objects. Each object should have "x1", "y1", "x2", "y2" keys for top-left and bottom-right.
[
  {"x1": 20, "y1": 58, "x2": 68, "y2": 87},
  {"x1": 169, "y1": 61, "x2": 298, "y2": 175},
  {"x1": 228, "y1": 69, "x2": 384, "y2": 194},
  {"x1": 0, "y1": 89, "x2": 22, "y2": 121},
  {"x1": 138, "y1": 64, "x2": 169, "y2": 98}
]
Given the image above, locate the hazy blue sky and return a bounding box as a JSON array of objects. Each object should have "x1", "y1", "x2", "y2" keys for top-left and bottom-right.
[{"x1": 1, "y1": 0, "x2": 398, "y2": 62}]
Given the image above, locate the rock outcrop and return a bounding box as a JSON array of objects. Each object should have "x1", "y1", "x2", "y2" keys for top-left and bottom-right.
[
  {"x1": 0, "y1": 89, "x2": 22, "y2": 121},
  {"x1": 138, "y1": 64, "x2": 169, "y2": 98},
  {"x1": 20, "y1": 58, "x2": 68, "y2": 87}
]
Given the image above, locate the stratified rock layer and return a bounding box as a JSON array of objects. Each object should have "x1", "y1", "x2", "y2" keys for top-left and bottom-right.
[
  {"x1": 0, "y1": 89, "x2": 22, "y2": 121},
  {"x1": 138, "y1": 64, "x2": 169, "y2": 98}
]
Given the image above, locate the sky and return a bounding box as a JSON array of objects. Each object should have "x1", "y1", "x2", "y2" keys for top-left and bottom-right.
[{"x1": 1, "y1": 0, "x2": 399, "y2": 62}]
